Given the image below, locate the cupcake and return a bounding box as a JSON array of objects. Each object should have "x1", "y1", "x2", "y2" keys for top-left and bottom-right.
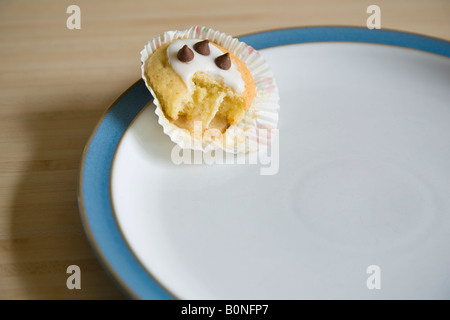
[{"x1": 140, "y1": 26, "x2": 279, "y2": 153}]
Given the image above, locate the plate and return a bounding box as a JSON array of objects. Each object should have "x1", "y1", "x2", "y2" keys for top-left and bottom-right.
[{"x1": 78, "y1": 27, "x2": 450, "y2": 299}]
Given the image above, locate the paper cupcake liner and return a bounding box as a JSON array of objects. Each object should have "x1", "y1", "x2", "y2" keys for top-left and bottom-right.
[{"x1": 140, "y1": 26, "x2": 279, "y2": 153}]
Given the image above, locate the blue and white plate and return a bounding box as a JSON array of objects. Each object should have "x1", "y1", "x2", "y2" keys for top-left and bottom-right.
[{"x1": 78, "y1": 27, "x2": 450, "y2": 299}]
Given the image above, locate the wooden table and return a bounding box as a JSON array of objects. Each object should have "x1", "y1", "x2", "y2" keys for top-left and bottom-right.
[{"x1": 1, "y1": 0, "x2": 449, "y2": 300}]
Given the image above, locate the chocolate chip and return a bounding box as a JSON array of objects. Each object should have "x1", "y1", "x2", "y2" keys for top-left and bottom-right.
[
  {"x1": 193, "y1": 40, "x2": 210, "y2": 55},
  {"x1": 215, "y1": 52, "x2": 231, "y2": 70},
  {"x1": 177, "y1": 45, "x2": 194, "y2": 63}
]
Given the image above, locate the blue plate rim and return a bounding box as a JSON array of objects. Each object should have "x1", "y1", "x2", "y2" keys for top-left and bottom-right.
[{"x1": 77, "y1": 26, "x2": 450, "y2": 300}]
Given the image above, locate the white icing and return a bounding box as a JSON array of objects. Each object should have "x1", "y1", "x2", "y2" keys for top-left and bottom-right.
[{"x1": 167, "y1": 39, "x2": 245, "y2": 93}]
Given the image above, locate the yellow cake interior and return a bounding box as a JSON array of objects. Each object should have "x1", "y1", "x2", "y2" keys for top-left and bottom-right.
[{"x1": 146, "y1": 42, "x2": 254, "y2": 133}]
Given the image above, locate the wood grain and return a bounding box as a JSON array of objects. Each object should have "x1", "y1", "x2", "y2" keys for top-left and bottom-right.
[{"x1": 0, "y1": 0, "x2": 449, "y2": 300}]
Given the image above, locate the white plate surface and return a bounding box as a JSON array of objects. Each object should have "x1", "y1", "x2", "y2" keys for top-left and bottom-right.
[{"x1": 111, "y1": 42, "x2": 450, "y2": 299}]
